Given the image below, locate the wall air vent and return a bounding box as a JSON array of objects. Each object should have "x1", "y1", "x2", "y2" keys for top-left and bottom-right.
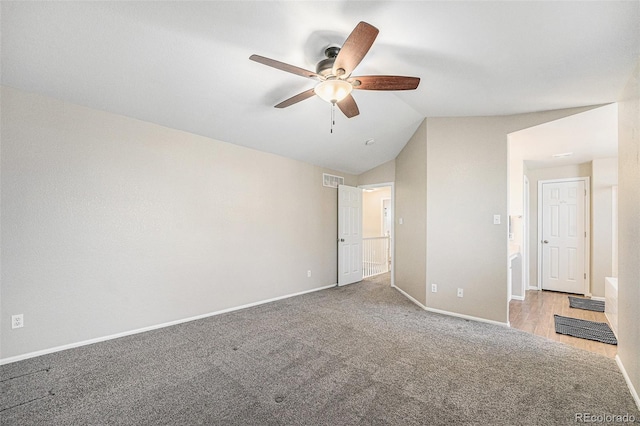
[{"x1": 323, "y1": 173, "x2": 344, "y2": 188}]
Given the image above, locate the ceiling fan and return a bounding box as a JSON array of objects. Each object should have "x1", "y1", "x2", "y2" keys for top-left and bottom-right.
[{"x1": 250, "y1": 21, "x2": 420, "y2": 119}]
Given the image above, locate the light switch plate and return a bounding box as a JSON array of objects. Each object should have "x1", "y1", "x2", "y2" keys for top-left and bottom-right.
[{"x1": 493, "y1": 215, "x2": 501, "y2": 225}]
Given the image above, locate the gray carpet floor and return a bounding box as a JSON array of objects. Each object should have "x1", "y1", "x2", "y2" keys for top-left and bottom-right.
[{"x1": 2, "y1": 273, "x2": 639, "y2": 425}]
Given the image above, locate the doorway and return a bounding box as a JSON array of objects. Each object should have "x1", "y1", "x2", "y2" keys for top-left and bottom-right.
[
  {"x1": 360, "y1": 183, "x2": 394, "y2": 286},
  {"x1": 507, "y1": 104, "x2": 618, "y2": 302}
]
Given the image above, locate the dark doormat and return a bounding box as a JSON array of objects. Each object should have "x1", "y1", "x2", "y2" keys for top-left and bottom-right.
[
  {"x1": 554, "y1": 315, "x2": 617, "y2": 345},
  {"x1": 568, "y1": 296, "x2": 605, "y2": 312}
]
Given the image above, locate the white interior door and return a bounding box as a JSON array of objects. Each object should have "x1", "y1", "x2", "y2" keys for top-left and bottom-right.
[
  {"x1": 541, "y1": 180, "x2": 587, "y2": 294},
  {"x1": 338, "y1": 184, "x2": 363, "y2": 286}
]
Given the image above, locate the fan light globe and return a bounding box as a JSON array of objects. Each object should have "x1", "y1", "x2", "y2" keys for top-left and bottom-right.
[{"x1": 314, "y1": 80, "x2": 353, "y2": 104}]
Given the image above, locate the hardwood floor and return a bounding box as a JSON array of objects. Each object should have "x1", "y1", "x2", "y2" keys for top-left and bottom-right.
[{"x1": 509, "y1": 290, "x2": 617, "y2": 358}]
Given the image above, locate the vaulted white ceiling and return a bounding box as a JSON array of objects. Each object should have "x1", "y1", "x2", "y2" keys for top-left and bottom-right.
[
  {"x1": 509, "y1": 103, "x2": 619, "y2": 170},
  {"x1": 2, "y1": 1, "x2": 638, "y2": 174}
]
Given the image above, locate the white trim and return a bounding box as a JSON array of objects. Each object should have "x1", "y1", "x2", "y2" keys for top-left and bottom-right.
[
  {"x1": 510, "y1": 295, "x2": 525, "y2": 301},
  {"x1": 537, "y1": 177, "x2": 591, "y2": 295},
  {"x1": 392, "y1": 285, "x2": 510, "y2": 327},
  {"x1": 590, "y1": 296, "x2": 606, "y2": 302},
  {"x1": 0, "y1": 283, "x2": 337, "y2": 366},
  {"x1": 392, "y1": 284, "x2": 427, "y2": 310},
  {"x1": 424, "y1": 306, "x2": 510, "y2": 328},
  {"x1": 584, "y1": 178, "x2": 591, "y2": 295},
  {"x1": 605, "y1": 312, "x2": 619, "y2": 339},
  {"x1": 615, "y1": 355, "x2": 640, "y2": 411},
  {"x1": 528, "y1": 286, "x2": 539, "y2": 290},
  {"x1": 612, "y1": 186, "x2": 618, "y2": 277},
  {"x1": 537, "y1": 180, "x2": 542, "y2": 290},
  {"x1": 523, "y1": 175, "x2": 530, "y2": 297}
]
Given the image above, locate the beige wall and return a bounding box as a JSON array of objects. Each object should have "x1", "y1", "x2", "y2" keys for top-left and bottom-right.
[
  {"x1": 525, "y1": 162, "x2": 593, "y2": 292},
  {"x1": 395, "y1": 107, "x2": 599, "y2": 323},
  {"x1": 358, "y1": 159, "x2": 395, "y2": 186},
  {"x1": 0, "y1": 86, "x2": 356, "y2": 360},
  {"x1": 617, "y1": 62, "x2": 640, "y2": 408},
  {"x1": 363, "y1": 187, "x2": 392, "y2": 238},
  {"x1": 425, "y1": 116, "x2": 513, "y2": 322},
  {"x1": 395, "y1": 120, "x2": 427, "y2": 305},
  {"x1": 591, "y1": 157, "x2": 618, "y2": 297}
]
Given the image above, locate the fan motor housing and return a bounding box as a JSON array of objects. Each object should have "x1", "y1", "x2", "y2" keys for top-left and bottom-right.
[
  {"x1": 316, "y1": 46, "x2": 341, "y2": 77},
  {"x1": 316, "y1": 58, "x2": 335, "y2": 76}
]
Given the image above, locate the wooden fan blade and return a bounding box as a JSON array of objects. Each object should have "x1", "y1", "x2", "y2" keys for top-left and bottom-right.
[
  {"x1": 350, "y1": 76, "x2": 420, "y2": 91},
  {"x1": 275, "y1": 88, "x2": 316, "y2": 108},
  {"x1": 250, "y1": 55, "x2": 319, "y2": 79},
  {"x1": 332, "y1": 22, "x2": 379, "y2": 77},
  {"x1": 337, "y1": 94, "x2": 360, "y2": 118}
]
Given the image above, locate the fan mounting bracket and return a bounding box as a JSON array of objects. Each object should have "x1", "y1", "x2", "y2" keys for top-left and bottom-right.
[{"x1": 324, "y1": 46, "x2": 340, "y2": 58}]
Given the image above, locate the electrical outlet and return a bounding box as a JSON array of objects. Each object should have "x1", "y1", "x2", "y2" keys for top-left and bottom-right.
[
  {"x1": 457, "y1": 288, "x2": 464, "y2": 298},
  {"x1": 12, "y1": 314, "x2": 24, "y2": 329},
  {"x1": 307, "y1": 270, "x2": 312, "y2": 278},
  {"x1": 431, "y1": 283, "x2": 437, "y2": 293}
]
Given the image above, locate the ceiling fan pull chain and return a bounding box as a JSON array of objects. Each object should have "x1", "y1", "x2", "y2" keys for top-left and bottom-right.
[{"x1": 330, "y1": 102, "x2": 335, "y2": 134}]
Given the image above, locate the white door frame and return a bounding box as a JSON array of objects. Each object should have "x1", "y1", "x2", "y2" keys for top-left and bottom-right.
[
  {"x1": 359, "y1": 182, "x2": 395, "y2": 287},
  {"x1": 536, "y1": 177, "x2": 590, "y2": 295},
  {"x1": 523, "y1": 175, "x2": 531, "y2": 292}
]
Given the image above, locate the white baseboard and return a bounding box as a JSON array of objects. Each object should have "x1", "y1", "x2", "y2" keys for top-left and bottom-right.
[
  {"x1": 0, "y1": 283, "x2": 337, "y2": 366},
  {"x1": 615, "y1": 355, "x2": 640, "y2": 411},
  {"x1": 424, "y1": 306, "x2": 510, "y2": 328},
  {"x1": 392, "y1": 284, "x2": 427, "y2": 309},
  {"x1": 511, "y1": 295, "x2": 525, "y2": 301},
  {"x1": 392, "y1": 285, "x2": 509, "y2": 327},
  {"x1": 590, "y1": 296, "x2": 605, "y2": 301},
  {"x1": 528, "y1": 286, "x2": 539, "y2": 291}
]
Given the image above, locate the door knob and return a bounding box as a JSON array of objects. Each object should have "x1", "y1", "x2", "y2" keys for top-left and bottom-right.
[{"x1": 543, "y1": 240, "x2": 549, "y2": 244}]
